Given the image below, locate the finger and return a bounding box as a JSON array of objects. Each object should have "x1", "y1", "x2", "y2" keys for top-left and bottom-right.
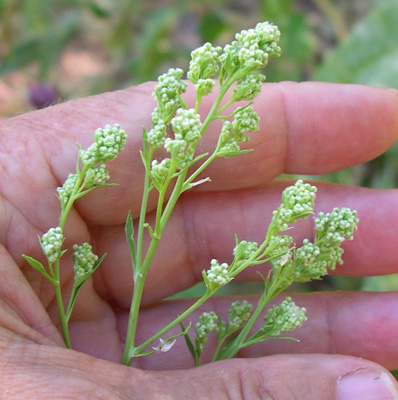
[
  {"x1": 3, "y1": 83, "x2": 396, "y2": 226},
  {"x1": 117, "y1": 291, "x2": 398, "y2": 371},
  {"x1": 94, "y1": 181, "x2": 398, "y2": 306},
  {"x1": 162, "y1": 355, "x2": 398, "y2": 400},
  {"x1": 3, "y1": 334, "x2": 398, "y2": 400},
  {"x1": 77, "y1": 82, "x2": 398, "y2": 222},
  {"x1": 0, "y1": 245, "x2": 63, "y2": 345}
]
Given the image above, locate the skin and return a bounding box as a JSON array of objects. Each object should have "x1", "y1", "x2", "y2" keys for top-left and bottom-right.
[{"x1": 0, "y1": 81, "x2": 398, "y2": 399}]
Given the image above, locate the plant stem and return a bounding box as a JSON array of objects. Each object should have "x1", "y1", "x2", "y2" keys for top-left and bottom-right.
[
  {"x1": 135, "y1": 291, "x2": 213, "y2": 356},
  {"x1": 216, "y1": 282, "x2": 277, "y2": 360},
  {"x1": 52, "y1": 164, "x2": 89, "y2": 348},
  {"x1": 121, "y1": 171, "x2": 188, "y2": 365},
  {"x1": 59, "y1": 166, "x2": 87, "y2": 230},
  {"x1": 121, "y1": 74, "x2": 239, "y2": 365},
  {"x1": 135, "y1": 164, "x2": 151, "y2": 272},
  {"x1": 53, "y1": 259, "x2": 72, "y2": 348}
]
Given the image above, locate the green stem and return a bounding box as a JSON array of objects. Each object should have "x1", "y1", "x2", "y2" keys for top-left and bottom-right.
[
  {"x1": 53, "y1": 259, "x2": 71, "y2": 348},
  {"x1": 135, "y1": 165, "x2": 151, "y2": 272},
  {"x1": 121, "y1": 265, "x2": 151, "y2": 364},
  {"x1": 135, "y1": 291, "x2": 213, "y2": 357},
  {"x1": 216, "y1": 281, "x2": 278, "y2": 360},
  {"x1": 183, "y1": 151, "x2": 218, "y2": 190},
  {"x1": 122, "y1": 73, "x2": 239, "y2": 365},
  {"x1": 52, "y1": 164, "x2": 89, "y2": 348},
  {"x1": 211, "y1": 333, "x2": 230, "y2": 362},
  {"x1": 59, "y1": 165, "x2": 88, "y2": 230},
  {"x1": 121, "y1": 171, "x2": 188, "y2": 365}
]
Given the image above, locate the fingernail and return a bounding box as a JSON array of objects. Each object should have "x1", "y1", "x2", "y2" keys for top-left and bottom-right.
[{"x1": 337, "y1": 369, "x2": 398, "y2": 400}]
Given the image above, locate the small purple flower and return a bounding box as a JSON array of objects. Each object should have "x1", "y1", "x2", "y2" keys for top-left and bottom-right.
[{"x1": 29, "y1": 84, "x2": 58, "y2": 109}]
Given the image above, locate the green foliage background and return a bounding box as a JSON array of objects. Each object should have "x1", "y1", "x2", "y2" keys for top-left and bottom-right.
[{"x1": 1, "y1": 0, "x2": 397, "y2": 293}]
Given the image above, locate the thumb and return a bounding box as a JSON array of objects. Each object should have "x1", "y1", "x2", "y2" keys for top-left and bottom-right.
[{"x1": 152, "y1": 354, "x2": 398, "y2": 400}]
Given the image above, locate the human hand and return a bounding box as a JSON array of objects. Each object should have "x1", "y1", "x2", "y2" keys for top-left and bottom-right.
[{"x1": 0, "y1": 82, "x2": 398, "y2": 399}]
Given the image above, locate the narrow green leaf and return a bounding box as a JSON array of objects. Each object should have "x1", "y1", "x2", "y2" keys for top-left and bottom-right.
[
  {"x1": 143, "y1": 223, "x2": 159, "y2": 239},
  {"x1": 22, "y1": 255, "x2": 55, "y2": 283},
  {"x1": 68, "y1": 253, "x2": 107, "y2": 320},
  {"x1": 92, "y1": 253, "x2": 106, "y2": 273},
  {"x1": 202, "y1": 269, "x2": 210, "y2": 291},
  {"x1": 134, "y1": 349, "x2": 156, "y2": 357},
  {"x1": 216, "y1": 149, "x2": 253, "y2": 157},
  {"x1": 217, "y1": 314, "x2": 227, "y2": 340},
  {"x1": 242, "y1": 335, "x2": 300, "y2": 348},
  {"x1": 180, "y1": 321, "x2": 197, "y2": 365},
  {"x1": 139, "y1": 150, "x2": 152, "y2": 175},
  {"x1": 167, "y1": 322, "x2": 191, "y2": 341},
  {"x1": 22, "y1": 254, "x2": 45, "y2": 274},
  {"x1": 190, "y1": 152, "x2": 209, "y2": 165},
  {"x1": 75, "y1": 184, "x2": 118, "y2": 199},
  {"x1": 125, "y1": 211, "x2": 137, "y2": 270}
]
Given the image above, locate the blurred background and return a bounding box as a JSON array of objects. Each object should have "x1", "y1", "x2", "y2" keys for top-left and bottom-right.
[{"x1": 1, "y1": 0, "x2": 397, "y2": 294}]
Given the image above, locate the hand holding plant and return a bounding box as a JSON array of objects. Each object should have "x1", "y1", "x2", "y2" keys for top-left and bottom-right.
[
  {"x1": 1, "y1": 22, "x2": 398, "y2": 399},
  {"x1": 24, "y1": 22, "x2": 359, "y2": 368}
]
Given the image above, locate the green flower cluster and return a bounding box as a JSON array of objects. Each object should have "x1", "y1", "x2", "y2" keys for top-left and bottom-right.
[
  {"x1": 85, "y1": 163, "x2": 110, "y2": 187},
  {"x1": 233, "y1": 240, "x2": 259, "y2": 268},
  {"x1": 148, "y1": 68, "x2": 188, "y2": 150},
  {"x1": 231, "y1": 73, "x2": 266, "y2": 102},
  {"x1": 196, "y1": 311, "x2": 219, "y2": 339},
  {"x1": 263, "y1": 297, "x2": 307, "y2": 336},
  {"x1": 204, "y1": 259, "x2": 231, "y2": 290},
  {"x1": 228, "y1": 300, "x2": 253, "y2": 330},
  {"x1": 269, "y1": 194, "x2": 358, "y2": 283},
  {"x1": 72, "y1": 242, "x2": 99, "y2": 282},
  {"x1": 273, "y1": 180, "x2": 317, "y2": 231},
  {"x1": 295, "y1": 207, "x2": 359, "y2": 279},
  {"x1": 40, "y1": 227, "x2": 64, "y2": 264},
  {"x1": 187, "y1": 42, "x2": 222, "y2": 83},
  {"x1": 220, "y1": 21, "x2": 281, "y2": 75},
  {"x1": 57, "y1": 173, "x2": 78, "y2": 206},
  {"x1": 150, "y1": 158, "x2": 171, "y2": 187},
  {"x1": 153, "y1": 68, "x2": 187, "y2": 119},
  {"x1": 80, "y1": 124, "x2": 127, "y2": 166},
  {"x1": 163, "y1": 108, "x2": 203, "y2": 169},
  {"x1": 145, "y1": 21, "x2": 282, "y2": 189}
]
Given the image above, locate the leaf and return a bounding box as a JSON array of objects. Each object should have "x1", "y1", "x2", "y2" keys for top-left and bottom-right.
[
  {"x1": 216, "y1": 149, "x2": 252, "y2": 158},
  {"x1": 139, "y1": 150, "x2": 152, "y2": 177},
  {"x1": 242, "y1": 335, "x2": 300, "y2": 348},
  {"x1": 76, "y1": 184, "x2": 118, "y2": 199},
  {"x1": 143, "y1": 223, "x2": 159, "y2": 239},
  {"x1": 67, "y1": 253, "x2": 106, "y2": 321},
  {"x1": 180, "y1": 321, "x2": 198, "y2": 366},
  {"x1": 314, "y1": 0, "x2": 398, "y2": 88},
  {"x1": 125, "y1": 211, "x2": 137, "y2": 270},
  {"x1": 22, "y1": 255, "x2": 55, "y2": 283}
]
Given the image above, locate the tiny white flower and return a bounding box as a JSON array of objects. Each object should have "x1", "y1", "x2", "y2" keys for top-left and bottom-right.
[{"x1": 153, "y1": 338, "x2": 176, "y2": 352}]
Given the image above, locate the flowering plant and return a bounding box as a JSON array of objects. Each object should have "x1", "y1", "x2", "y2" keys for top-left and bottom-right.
[{"x1": 23, "y1": 21, "x2": 358, "y2": 367}]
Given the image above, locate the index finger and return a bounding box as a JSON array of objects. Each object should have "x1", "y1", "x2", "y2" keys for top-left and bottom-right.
[
  {"x1": 84, "y1": 82, "x2": 398, "y2": 222},
  {"x1": 2, "y1": 82, "x2": 397, "y2": 224}
]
